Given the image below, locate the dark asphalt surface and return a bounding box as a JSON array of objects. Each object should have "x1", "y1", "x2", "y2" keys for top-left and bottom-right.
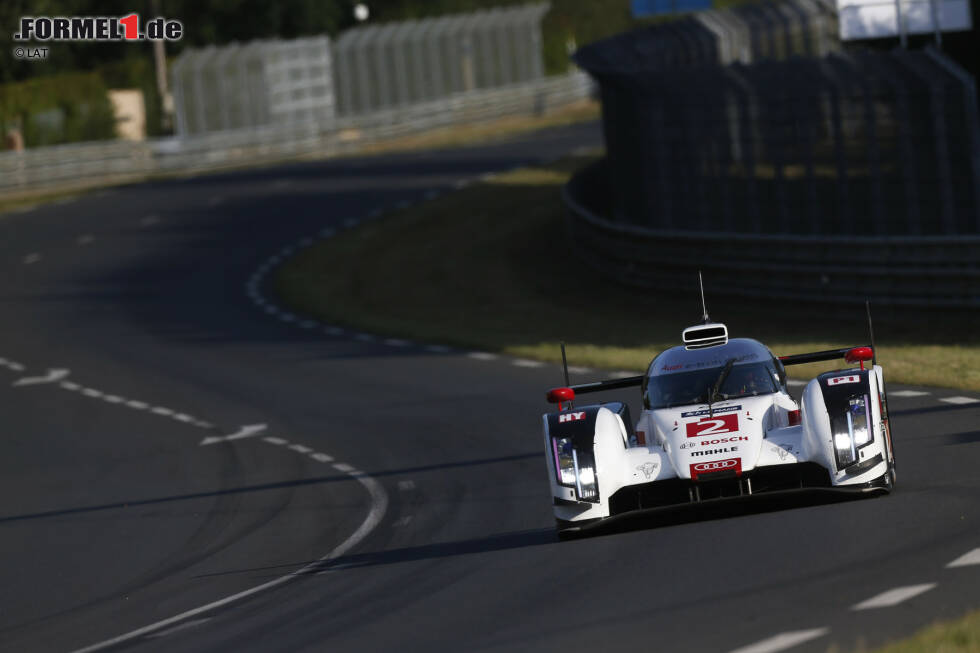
[{"x1": 0, "y1": 122, "x2": 977, "y2": 653}]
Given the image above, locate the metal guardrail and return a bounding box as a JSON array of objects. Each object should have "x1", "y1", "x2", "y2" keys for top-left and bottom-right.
[
  {"x1": 564, "y1": 160, "x2": 980, "y2": 307},
  {"x1": 0, "y1": 71, "x2": 591, "y2": 195}
]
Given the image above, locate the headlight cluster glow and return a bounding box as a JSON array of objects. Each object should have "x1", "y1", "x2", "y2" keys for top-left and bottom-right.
[
  {"x1": 553, "y1": 437, "x2": 577, "y2": 485},
  {"x1": 552, "y1": 436, "x2": 599, "y2": 503},
  {"x1": 833, "y1": 394, "x2": 874, "y2": 470}
]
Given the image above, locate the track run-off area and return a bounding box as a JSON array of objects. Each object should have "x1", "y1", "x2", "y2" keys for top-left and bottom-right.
[{"x1": 0, "y1": 122, "x2": 977, "y2": 653}]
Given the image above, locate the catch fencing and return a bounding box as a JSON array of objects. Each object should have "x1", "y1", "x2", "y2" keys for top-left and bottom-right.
[
  {"x1": 0, "y1": 3, "x2": 590, "y2": 195},
  {"x1": 565, "y1": 0, "x2": 980, "y2": 306},
  {"x1": 170, "y1": 3, "x2": 549, "y2": 137},
  {"x1": 0, "y1": 71, "x2": 591, "y2": 193}
]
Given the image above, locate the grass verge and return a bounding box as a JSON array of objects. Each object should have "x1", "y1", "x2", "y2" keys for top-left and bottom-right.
[
  {"x1": 276, "y1": 155, "x2": 980, "y2": 392},
  {"x1": 0, "y1": 99, "x2": 599, "y2": 216},
  {"x1": 866, "y1": 608, "x2": 980, "y2": 652}
]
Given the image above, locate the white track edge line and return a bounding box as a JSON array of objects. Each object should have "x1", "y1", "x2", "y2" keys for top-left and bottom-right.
[
  {"x1": 70, "y1": 470, "x2": 388, "y2": 653},
  {"x1": 727, "y1": 628, "x2": 829, "y2": 653}
]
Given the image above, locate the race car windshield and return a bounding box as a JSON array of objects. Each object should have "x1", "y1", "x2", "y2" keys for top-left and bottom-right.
[{"x1": 645, "y1": 362, "x2": 778, "y2": 409}]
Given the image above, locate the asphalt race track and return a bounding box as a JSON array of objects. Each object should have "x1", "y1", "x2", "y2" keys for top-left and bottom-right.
[{"x1": 0, "y1": 122, "x2": 977, "y2": 653}]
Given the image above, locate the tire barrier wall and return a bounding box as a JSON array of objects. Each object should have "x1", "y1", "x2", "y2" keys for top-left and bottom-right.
[{"x1": 564, "y1": 159, "x2": 980, "y2": 307}]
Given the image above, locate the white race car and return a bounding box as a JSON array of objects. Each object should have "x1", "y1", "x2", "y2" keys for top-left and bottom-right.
[{"x1": 543, "y1": 320, "x2": 896, "y2": 536}]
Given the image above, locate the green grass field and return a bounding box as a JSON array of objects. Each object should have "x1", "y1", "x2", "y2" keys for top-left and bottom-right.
[
  {"x1": 276, "y1": 155, "x2": 980, "y2": 392},
  {"x1": 861, "y1": 608, "x2": 980, "y2": 652}
]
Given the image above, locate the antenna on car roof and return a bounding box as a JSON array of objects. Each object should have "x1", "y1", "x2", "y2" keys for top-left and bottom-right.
[
  {"x1": 560, "y1": 341, "x2": 573, "y2": 409},
  {"x1": 699, "y1": 271, "x2": 710, "y2": 323},
  {"x1": 865, "y1": 300, "x2": 877, "y2": 367}
]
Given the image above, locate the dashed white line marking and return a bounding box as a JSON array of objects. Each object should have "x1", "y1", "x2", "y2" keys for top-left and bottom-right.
[
  {"x1": 278, "y1": 313, "x2": 296, "y2": 323},
  {"x1": 289, "y1": 444, "x2": 313, "y2": 454},
  {"x1": 467, "y1": 352, "x2": 498, "y2": 361},
  {"x1": 311, "y1": 452, "x2": 334, "y2": 463},
  {"x1": 947, "y1": 547, "x2": 980, "y2": 568},
  {"x1": 126, "y1": 400, "x2": 149, "y2": 409},
  {"x1": 325, "y1": 327, "x2": 345, "y2": 336},
  {"x1": 199, "y1": 424, "x2": 267, "y2": 446},
  {"x1": 384, "y1": 338, "x2": 409, "y2": 347},
  {"x1": 23, "y1": 253, "x2": 41, "y2": 264},
  {"x1": 103, "y1": 395, "x2": 124, "y2": 404},
  {"x1": 333, "y1": 463, "x2": 355, "y2": 473},
  {"x1": 852, "y1": 583, "x2": 937, "y2": 610},
  {"x1": 173, "y1": 413, "x2": 194, "y2": 422},
  {"x1": 787, "y1": 379, "x2": 807, "y2": 387},
  {"x1": 425, "y1": 345, "x2": 451, "y2": 353},
  {"x1": 82, "y1": 388, "x2": 104, "y2": 398},
  {"x1": 262, "y1": 436, "x2": 288, "y2": 445},
  {"x1": 727, "y1": 628, "x2": 829, "y2": 653},
  {"x1": 354, "y1": 333, "x2": 376, "y2": 342},
  {"x1": 512, "y1": 359, "x2": 544, "y2": 368},
  {"x1": 77, "y1": 234, "x2": 95, "y2": 245},
  {"x1": 344, "y1": 218, "x2": 360, "y2": 228},
  {"x1": 398, "y1": 480, "x2": 415, "y2": 491},
  {"x1": 940, "y1": 396, "x2": 979, "y2": 405},
  {"x1": 299, "y1": 320, "x2": 318, "y2": 329},
  {"x1": 7, "y1": 362, "x2": 25, "y2": 372},
  {"x1": 145, "y1": 618, "x2": 212, "y2": 639},
  {"x1": 453, "y1": 179, "x2": 470, "y2": 189},
  {"x1": 890, "y1": 390, "x2": 930, "y2": 397},
  {"x1": 265, "y1": 306, "x2": 279, "y2": 315},
  {"x1": 193, "y1": 421, "x2": 213, "y2": 429},
  {"x1": 140, "y1": 215, "x2": 160, "y2": 226},
  {"x1": 151, "y1": 406, "x2": 173, "y2": 416},
  {"x1": 298, "y1": 237, "x2": 314, "y2": 247},
  {"x1": 393, "y1": 515, "x2": 413, "y2": 527},
  {"x1": 60, "y1": 381, "x2": 81, "y2": 391},
  {"x1": 13, "y1": 368, "x2": 70, "y2": 387}
]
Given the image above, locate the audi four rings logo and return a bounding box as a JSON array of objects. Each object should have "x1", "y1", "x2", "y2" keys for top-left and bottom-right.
[{"x1": 693, "y1": 460, "x2": 738, "y2": 472}]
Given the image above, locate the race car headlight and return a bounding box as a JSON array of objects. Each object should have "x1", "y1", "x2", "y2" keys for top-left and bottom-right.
[
  {"x1": 833, "y1": 394, "x2": 874, "y2": 470},
  {"x1": 553, "y1": 437, "x2": 577, "y2": 486},
  {"x1": 551, "y1": 437, "x2": 599, "y2": 503},
  {"x1": 572, "y1": 448, "x2": 599, "y2": 502}
]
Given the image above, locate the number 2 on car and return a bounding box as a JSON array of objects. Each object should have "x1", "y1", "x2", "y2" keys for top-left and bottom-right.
[{"x1": 686, "y1": 413, "x2": 739, "y2": 438}]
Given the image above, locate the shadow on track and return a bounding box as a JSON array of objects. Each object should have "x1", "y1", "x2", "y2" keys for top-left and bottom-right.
[
  {"x1": 194, "y1": 488, "x2": 884, "y2": 581},
  {"x1": 0, "y1": 451, "x2": 540, "y2": 524}
]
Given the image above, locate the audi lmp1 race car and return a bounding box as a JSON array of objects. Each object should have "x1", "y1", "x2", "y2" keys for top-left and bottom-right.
[{"x1": 542, "y1": 319, "x2": 896, "y2": 536}]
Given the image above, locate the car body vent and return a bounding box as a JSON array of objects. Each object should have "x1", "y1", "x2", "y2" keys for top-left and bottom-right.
[{"x1": 682, "y1": 323, "x2": 728, "y2": 350}]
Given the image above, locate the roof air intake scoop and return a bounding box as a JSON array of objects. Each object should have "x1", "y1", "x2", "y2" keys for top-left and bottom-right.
[{"x1": 682, "y1": 323, "x2": 729, "y2": 350}]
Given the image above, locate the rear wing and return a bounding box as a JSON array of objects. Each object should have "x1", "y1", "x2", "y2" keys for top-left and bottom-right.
[
  {"x1": 546, "y1": 374, "x2": 643, "y2": 406},
  {"x1": 568, "y1": 375, "x2": 644, "y2": 395},
  {"x1": 778, "y1": 346, "x2": 873, "y2": 367},
  {"x1": 546, "y1": 345, "x2": 874, "y2": 405}
]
